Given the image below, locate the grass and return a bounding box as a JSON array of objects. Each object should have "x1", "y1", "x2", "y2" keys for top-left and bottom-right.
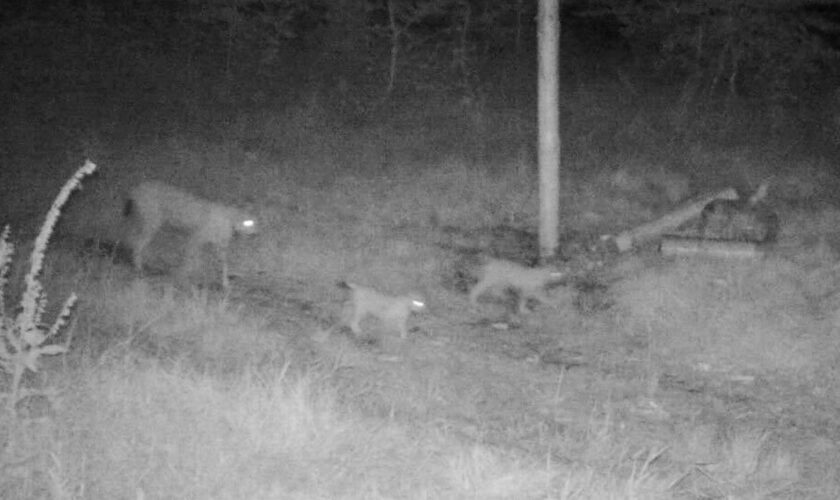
[
  {"x1": 2, "y1": 89, "x2": 840, "y2": 499},
  {"x1": 4, "y1": 1, "x2": 840, "y2": 495},
  {"x1": 46, "y1": 359, "x2": 569, "y2": 499}
]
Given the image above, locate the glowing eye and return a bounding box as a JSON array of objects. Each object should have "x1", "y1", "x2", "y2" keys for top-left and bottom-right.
[
  {"x1": 412, "y1": 300, "x2": 425, "y2": 308},
  {"x1": 242, "y1": 220, "x2": 255, "y2": 228}
]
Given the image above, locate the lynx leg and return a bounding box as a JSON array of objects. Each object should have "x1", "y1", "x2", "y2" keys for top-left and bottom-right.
[
  {"x1": 521, "y1": 288, "x2": 554, "y2": 314},
  {"x1": 469, "y1": 280, "x2": 489, "y2": 305},
  {"x1": 179, "y1": 235, "x2": 204, "y2": 284},
  {"x1": 516, "y1": 293, "x2": 530, "y2": 314},
  {"x1": 515, "y1": 287, "x2": 547, "y2": 314},
  {"x1": 218, "y1": 245, "x2": 230, "y2": 289},
  {"x1": 129, "y1": 229, "x2": 155, "y2": 272},
  {"x1": 125, "y1": 204, "x2": 159, "y2": 273},
  {"x1": 348, "y1": 306, "x2": 363, "y2": 335},
  {"x1": 396, "y1": 313, "x2": 409, "y2": 338}
]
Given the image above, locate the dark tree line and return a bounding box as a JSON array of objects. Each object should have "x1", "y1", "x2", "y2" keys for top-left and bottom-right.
[{"x1": 1, "y1": 0, "x2": 838, "y2": 124}]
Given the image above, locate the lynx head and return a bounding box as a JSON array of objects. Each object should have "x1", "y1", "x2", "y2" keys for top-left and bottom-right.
[
  {"x1": 233, "y1": 210, "x2": 258, "y2": 236},
  {"x1": 548, "y1": 269, "x2": 565, "y2": 280},
  {"x1": 406, "y1": 293, "x2": 427, "y2": 313},
  {"x1": 545, "y1": 268, "x2": 566, "y2": 286}
]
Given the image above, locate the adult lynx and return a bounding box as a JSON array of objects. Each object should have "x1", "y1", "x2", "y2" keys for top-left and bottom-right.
[
  {"x1": 124, "y1": 181, "x2": 257, "y2": 288},
  {"x1": 469, "y1": 257, "x2": 564, "y2": 314}
]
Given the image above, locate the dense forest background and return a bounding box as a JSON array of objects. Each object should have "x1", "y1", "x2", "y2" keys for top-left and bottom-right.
[{"x1": 2, "y1": 0, "x2": 839, "y2": 173}]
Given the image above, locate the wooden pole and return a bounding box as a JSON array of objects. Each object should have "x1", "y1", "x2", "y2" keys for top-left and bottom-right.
[{"x1": 537, "y1": 0, "x2": 560, "y2": 261}]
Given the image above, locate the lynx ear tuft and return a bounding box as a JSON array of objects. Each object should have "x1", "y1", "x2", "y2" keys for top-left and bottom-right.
[
  {"x1": 123, "y1": 199, "x2": 135, "y2": 217},
  {"x1": 336, "y1": 281, "x2": 352, "y2": 290}
]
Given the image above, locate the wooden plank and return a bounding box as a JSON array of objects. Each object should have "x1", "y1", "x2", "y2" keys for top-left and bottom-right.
[{"x1": 659, "y1": 235, "x2": 764, "y2": 259}]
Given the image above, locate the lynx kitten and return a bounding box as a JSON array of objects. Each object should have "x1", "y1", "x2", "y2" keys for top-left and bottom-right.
[
  {"x1": 124, "y1": 181, "x2": 257, "y2": 288},
  {"x1": 338, "y1": 281, "x2": 426, "y2": 338},
  {"x1": 469, "y1": 257, "x2": 564, "y2": 314}
]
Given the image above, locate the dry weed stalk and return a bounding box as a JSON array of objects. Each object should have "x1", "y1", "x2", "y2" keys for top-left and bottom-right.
[{"x1": 0, "y1": 160, "x2": 97, "y2": 407}]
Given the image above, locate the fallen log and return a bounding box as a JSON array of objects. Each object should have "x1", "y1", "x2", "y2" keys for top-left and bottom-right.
[{"x1": 612, "y1": 187, "x2": 739, "y2": 252}]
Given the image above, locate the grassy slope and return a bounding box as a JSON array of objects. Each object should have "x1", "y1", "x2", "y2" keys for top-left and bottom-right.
[{"x1": 3, "y1": 92, "x2": 840, "y2": 499}]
